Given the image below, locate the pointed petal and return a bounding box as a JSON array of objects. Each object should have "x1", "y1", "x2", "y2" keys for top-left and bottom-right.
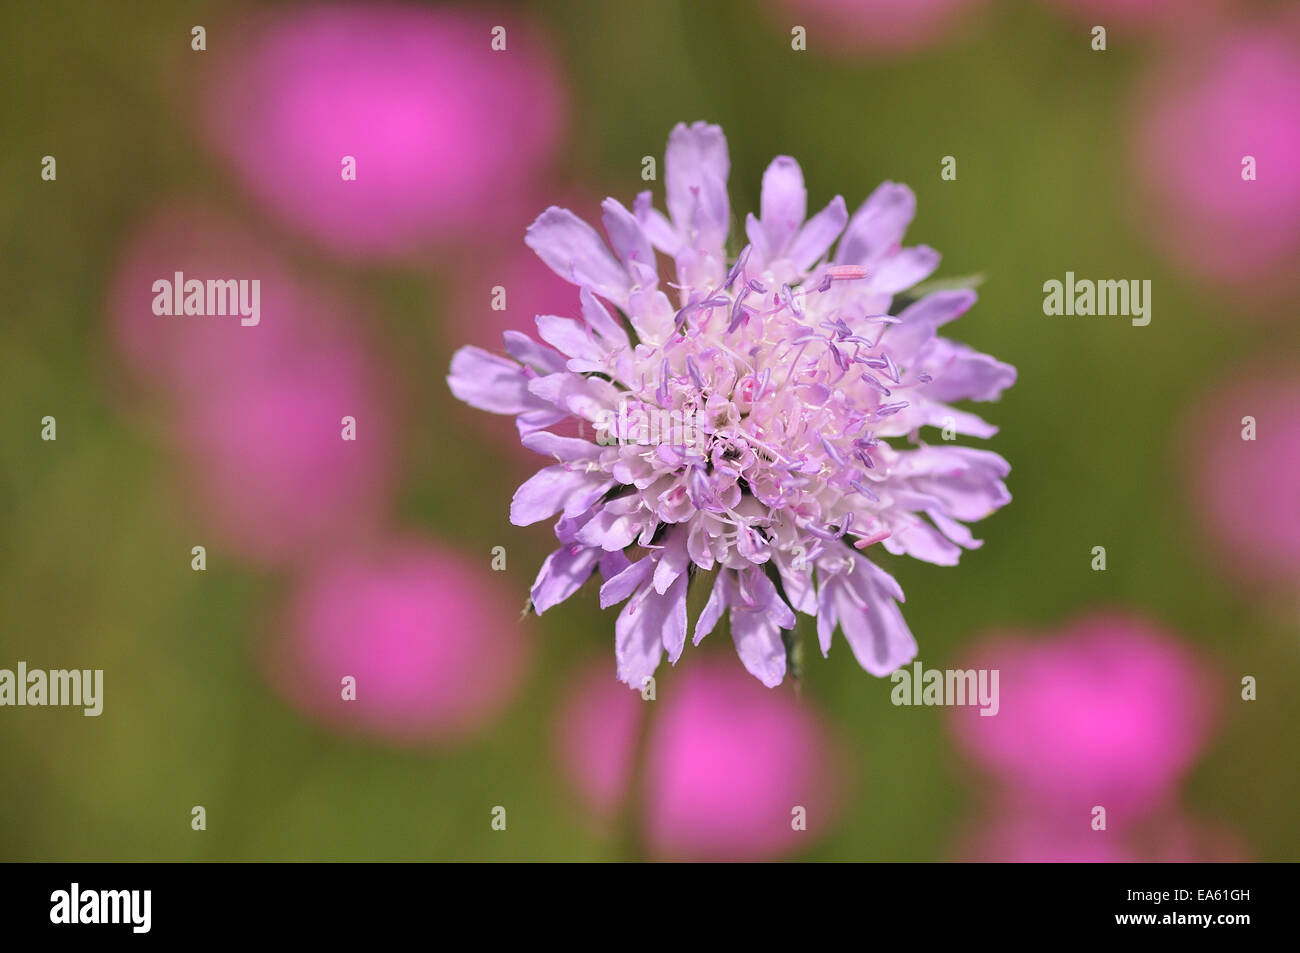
[
  {"x1": 693, "y1": 571, "x2": 730, "y2": 645},
  {"x1": 664, "y1": 121, "x2": 731, "y2": 253},
  {"x1": 759, "y1": 155, "x2": 807, "y2": 257},
  {"x1": 600, "y1": 556, "x2": 654, "y2": 608},
  {"x1": 601, "y1": 197, "x2": 655, "y2": 270},
  {"x1": 921, "y1": 339, "x2": 1018, "y2": 403},
  {"x1": 510, "y1": 465, "x2": 608, "y2": 526},
  {"x1": 661, "y1": 573, "x2": 689, "y2": 664},
  {"x1": 615, "y1": 583, "x2": 668, "y2": 687},
  {"x1": 447, "y1": 346, "x2": 539, "y2": 415},
  {"x1": 729, "y1": 606, "x2": 787, "y2": 687},
  {"x1": 531, "y1": 545, "x2": 600, "y2": 614},
  {"x1": 869, "y1": 245, "x2": 941, "y2": 295},
  {"x1": 837, "y1": 181, "x2": 916, "y2": 266},
  {"x1": 833, "y1": 585, "x2": 917, "y2": 677},
  {"x1": 526, "y1": 207, "x2": 631, "y2": 305},
  {"x1": 787, "y1": 195, "x2": 848, "y2": 271}
]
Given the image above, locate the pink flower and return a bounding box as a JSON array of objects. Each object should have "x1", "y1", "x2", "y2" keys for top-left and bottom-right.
[
  {"x1": 948, "y1": 612, "x2": 1220, "y2": 826},
  {"x1": 1131, "y1": 19, "x2": 1300, "y2": 290},
  {"x1": 108, "y1": 202, "x2": 345, "y2": 399},
  {"x1": 556, "y1": 657, "x2": 842, "y2": 859},
  {"x1": 769, "y1": 0, "x2": 985, "y2": 54},
  {"x1": 108, "y1": 201, "x2": 396, "y2": 568},
  {"x1": 201, "y1": 2, "x2": 568, "y2": 259},
  {"x1": 554, "y1": 662, "x2": 644, "y2": 821},
  {"x1": 954, "y1": 808, "x2": 1245, "y2": 862},
  {"x1": 1040, "y1": 0, "x2": 1220, "y2": 30},
  {"x1": 173, "y1": 347, "x2": 394, "y2": 568},
  {"x1": 1185, "y1": 371, "x2": 1300, "y2": 586},
  {"x1": 449, "y1": 122, "x2": 1015, "y2": 688},
  {"x1": 267, "y1": 539, "x2": 531, "y2": 745},
  {"x1": 955, "y1": 810, "x2": 1135, "y2": 863}
]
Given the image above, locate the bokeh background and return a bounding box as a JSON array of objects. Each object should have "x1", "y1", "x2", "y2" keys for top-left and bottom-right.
[{"x1": 2, "y1": 0, "x2": 1298, "y2": 861}]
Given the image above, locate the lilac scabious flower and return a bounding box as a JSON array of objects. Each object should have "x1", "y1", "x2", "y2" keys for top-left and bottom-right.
[{"x1": 448, "y1": 122, "x2": 1015, "y2": 689}]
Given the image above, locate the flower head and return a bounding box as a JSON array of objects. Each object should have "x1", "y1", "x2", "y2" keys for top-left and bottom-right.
[
  {"x1": 448, "y1": 122, "x2": 1015, "y2": 688},
  {"x1": 201, "y1": 3, "x2": 568, "y2": 259}
]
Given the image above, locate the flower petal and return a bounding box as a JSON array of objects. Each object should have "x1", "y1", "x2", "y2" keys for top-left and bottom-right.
[
  {"x1": 510, "y1": 465, "x2": 610, "y2": 526},
  {"x1": 922, "y1": 339, "x2": 1018, "y2": 403},
  {"x1": 447, "y1": 346, "x2": 541, "y2": 416},
  {"x1": 601, "y1": 197, "x2": 656, "y2": 270},
  {"x1": 837, "y1": 181, "x2": 916, "y2": 266},
  {"x1": 664, "y1": 121, "x2": 731, "y2": 253},
  {"x1": 531, "y1": 545, "x2": 600, "y2": 614},
  {"x1": 869, "y1": 245, "x2": 941, "y2": 295},
  {"x1": 833, "y1": 584, "x2": 917, "y2": 677},
  {"x1": 759, "y1": 155, "x2": 807, "y2": 258},
  {"x1": 787, "y1": 195, "x2": 848, "y2": 271},
  {"x1": 729, "y1": 605, "x2": 787, "y2": 687},
  {"x1": 615, "y1": 581, "x2": 674, "y2": 687},
  {"x1": 693, "y1": 571, "x2": 730, "y2": 645},
  {"x1": 526, "y1": 207, "x2": 631, "y2": 305}
]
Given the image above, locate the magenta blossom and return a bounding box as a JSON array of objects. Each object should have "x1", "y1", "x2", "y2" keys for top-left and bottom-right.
[
  {"x1": 201, "y1": 3, "x2": 568, "y2": 259},
  {"x1": 555, "y1": 657, "x2": 842, "y2": 860},
  {"x1": 1185, "y1": 371, "x2": 1300, "y2": 586},
  {"x1": 948, "y1": 612, "x2": 1220, "y2": 825},
  {"x1": 642, "y1": 659, "x2": 841, "y2": 860},
  {"x1": 1131, "y1": 19, "x2": 1300, "y2": 289},
  {"x1": 1040, "y1": 0, "x2": 1220, "y2": 30},
  {"x1": 266, "y1": 539, "x2": 531, "y2": 746},
  {"x1": 449, "y1": 123, "x2": 1015, "y2": 689},
  {"x1": 954, "y1": 808, "x2": 1245, "y2": 863},
  {"x1": 770, "y1": 0, "x2": 986, "y2": 55}
]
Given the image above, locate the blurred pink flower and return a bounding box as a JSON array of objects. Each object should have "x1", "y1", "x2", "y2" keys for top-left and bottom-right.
[
  {"x1": 109, "y1": 202, "x2": 348, "y2": 399},
  {"x1": 955, "y1": 808, "x2": 1245, "y2": 862},
  {"x1": 554, "y1": 662, "x2": 645, "y2": 821},
  {"x1": 201, "y1": 2, "x2": 568, "y2": 259},
  {"x1": 269, "y1": 539, "x2": 531, "y2": 745},
  {"x1": 108, "y1": 201, "x2": 397, "y2": 567},
  {"x1": 1040, "y1": 0, "x2": 1220, "y2": 29},
  {"x1": 1131, "y1": 20, "x2": 1300, "y2": 290},
  {"x1": 643, "y1": 661, "x2": 841, "y2": 860},
  {"x1": 1186, "y1": 372, "x2": 1300, "y2": 586},
  {"x1": 1132, "y1": 811, "x2": 1249, "y2": 862},
  {"x1": 955, "y1": 810, "x2": 1135, "y2": 862},
  {"x1": 948, "y1": 612, "x2": 1220, "y2": 827},
  {"x1": 770, "y1": 0, "x2": 985, "y2": 54},
  {"x1": 556, "y1": 657, "x2": 842, "y2": 859},
  {"x1": 173, "y1": 347, "x2": 395, "y2": 567}
]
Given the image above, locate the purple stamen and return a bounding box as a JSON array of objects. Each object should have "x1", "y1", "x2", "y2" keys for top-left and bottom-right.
[
  {"x1": 849, "y1": 479, "x2": 880, "y2": 502},
  {"x1": 860, "y1": 372, "x2": 891, "y2": 396},
  {"x1": 686, "y1": 355, "x2": 705, "y2": 389},
  {"x1": 820, "y1": 437, "x2": 846, "y2": 467},
  {"x1": 724, "y1": 246, "x2": 751, "y2": 291}
]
